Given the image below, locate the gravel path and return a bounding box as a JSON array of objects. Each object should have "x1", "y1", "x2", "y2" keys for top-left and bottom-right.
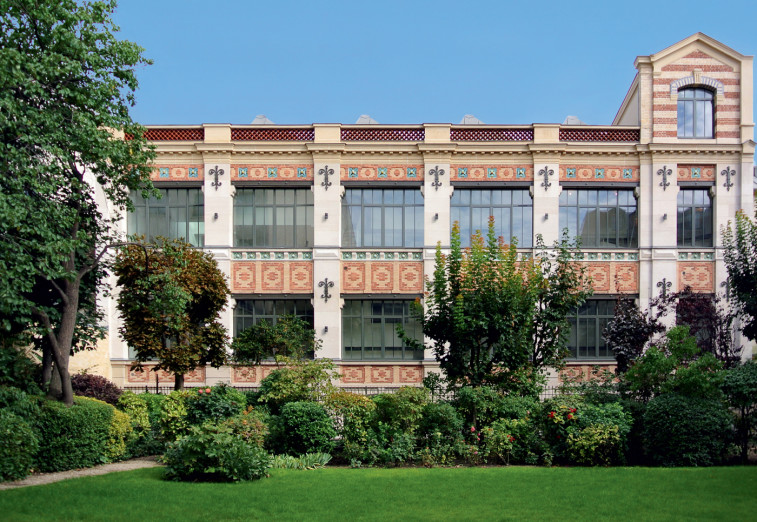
[{"x1": 0, "y1": 456, "x2": 163, "y2": 490}]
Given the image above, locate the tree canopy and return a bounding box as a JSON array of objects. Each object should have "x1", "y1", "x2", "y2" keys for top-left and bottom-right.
[
  {"x1": 0, "y1": 0, "x2": 155, "y2": 404},
  {"x1": 231, "y1": 314, "x2": 321, "y2": 366},
  {"x1": 114, "y1": 237, "x2": 230, "y2": 390},
  {"x1": 401, "y1": 219, "x2": 591, "y2": 393},
  {"x1": 723, "y1": 209, "x2": 757, "y2": 342}
]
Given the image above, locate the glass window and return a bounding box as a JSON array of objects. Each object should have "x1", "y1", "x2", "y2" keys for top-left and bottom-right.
[
  {"x1": 567, "y1": 300, "x2": 615, "y2": 359},
  {"x1": 451, "y1": 189, "x2": 533, "y2": 247},
  {"x1": 559, "y1": 189, "x2": 638, "y2": 248},
  {"x1": 677, "y1": 189, "x2": 713, "y2": 247},
  {"x1": 233, "y1": 299, "x2": 313, "y2": 336},
  {"x1": 128, "y1": 188, "x2": 204, "y2": 246},
  {"x1": 677, "y1": 88, "x2": 714, "y2": 138},
  {"x1": 342, "y1": 189, "x2": 423, "y2": 248},
  {"x1": 342, "y1": 300, "x2": 423, "y2": 360},
  {"x1": 234, "y1": 188, "x2": 313, "y2": 248}
]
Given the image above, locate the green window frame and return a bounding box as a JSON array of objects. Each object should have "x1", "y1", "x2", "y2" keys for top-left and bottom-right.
[
  {"x1": 567, "y1": 299, "x2": 615, "y2": 359},
  {"x1": 559, "y1": 189, "x2": 638, "y2": 248},
  {"x1": 234, "y1": 188, "x2": 313, "y2": 248},
  {"x1": 677, "y1": 189, "x2": 713, "y2": 247},
  {"x1": 677, "y1": 87, "x2": 714, "y2": 138},
  {"x1": 342, "y1": 189, "x2": 424, "y2": 248},
  {"x1": 128, "y1": 188, "x2": 204, "y2": 247},
  {"x1": 450, "y1": 188, "x2": 533, "y2": 247},
  {"x1": 342, "y1": 300, "x2": 423, "y2": 360}
]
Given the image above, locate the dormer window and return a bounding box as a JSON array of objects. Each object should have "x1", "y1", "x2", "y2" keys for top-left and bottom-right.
[{"x1": 677, "y1": 87, "x2": 713, "y2": 138}]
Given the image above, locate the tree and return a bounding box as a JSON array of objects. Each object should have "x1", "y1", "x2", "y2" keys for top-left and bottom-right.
[
  {"x1": 231, "y1": 314, "x2": 321, "y2": 366},
  {"x1": 401, "y1": 218, "x2": 591, "y2": 391},
  {"x1": 723, "y1": 209, "x2": 757, "y2": 342},
  {"x1": 603, "y1": 296, "x2": 665, "y2": 374},
  {"x1": 0, "y1": 0, "x2": 155, "y2": 404},
  {"x1": 114, "y1": 237, "x2": 230, "y2": 390}
]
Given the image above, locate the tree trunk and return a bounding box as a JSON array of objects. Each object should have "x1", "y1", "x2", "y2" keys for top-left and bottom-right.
[
  {"x1": 41, "y1": 343, "x2": 53, "y2": 390},
  {"x1": 174, "y1": 373, "x2": 184, "y2": 391}
]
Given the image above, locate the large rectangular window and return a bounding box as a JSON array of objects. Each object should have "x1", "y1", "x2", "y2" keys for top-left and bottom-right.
[
  {"x1": 342, "y1": 189, "x2": 423, "y2": 248},
  {"x1": 559, "y1": 189, "x2": 638, "y2": 248},
  {"x1": 677, "y1": 189, "x2": 713, "y2": 247},
  {"x1": 342, "y1": 300, "x2": 423, "y2": 360},
  {"x1": 451, "y1": 189, "x2": 533, "y2": 247},
  {"x1": 128, "y1": 188, "x2": 204, "y2": 246},
  {"x1": 567, "y1": 299, "x2": 615, "y2": 359},
  {"x1": 234, "y1": 188, "x2": 313, "y2": 248},
  {"x1": 233, "y1": 299, "x2": 313, "y2": 336}
]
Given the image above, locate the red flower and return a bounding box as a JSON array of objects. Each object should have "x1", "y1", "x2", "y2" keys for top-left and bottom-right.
[
  {"x1": 567, "y1": 414, "x2": 573, "y2": 420},
  {"x1": 470, "y1": 426, "x2": 476, "y2": 432},
  {"x1": 205, "y1": 388, "x2": 211, "y2": 393},
  {"x1": 548, "y1": 411, "x2": 555, "y2": 419},
  {"x1": 508, "y1": 435, "x2": 515, "y2": 442},
  {"x1": 570, "y1": 408, "x2": 577, "y2": 413},
  {"x1": 198, "y1": 389, "x2": 204, "y2": 394}
]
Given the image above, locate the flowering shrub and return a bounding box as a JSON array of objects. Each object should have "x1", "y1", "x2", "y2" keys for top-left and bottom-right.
[
  {"x1": 481, "y1": 419, "x2": 517, "y2": 464},
  {"x1": 541, "y1": 396, "x2": 582, "y2": 459},
  {"x1": 222, "y1": 407, "x2": 268, "y2": 448},
  {"x1": 186, "y1": 383, "x2": 246, "y2": 426}
]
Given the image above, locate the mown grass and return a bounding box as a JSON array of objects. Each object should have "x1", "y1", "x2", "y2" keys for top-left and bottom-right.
[{"x1": 1, "y1": 466, "x2": 755, "y2": 521}]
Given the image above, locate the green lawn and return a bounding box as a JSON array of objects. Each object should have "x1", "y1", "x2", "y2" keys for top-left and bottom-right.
[{"x1": 1, "y1": 466, "x2": 755, "y2": 521}]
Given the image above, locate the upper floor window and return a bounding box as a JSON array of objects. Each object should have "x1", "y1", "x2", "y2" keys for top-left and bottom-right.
[
  {"x1": 233, "y1": 299, "x2": 313, "y2": 336},
  {"x1": 451, "y1": 189, "x2": 533, "y2": 247},
  {"x1": 677, "y1": 189, "x2": 713, "y2": 247},
  {"x1": 559, "y1": 189, "x2": 638, "y2": 248},
  {"x1": 677, "y1": 88, "x2": 713, "y2": 138},
  {"x1": 128, "y1": 188, "x2": 204, "y2": 247},
  {"x1": 342, "y1": 189, "x2": 423, "y2": 248},
  {"x1": 234, "y1": 188, "x2": 313, "y2": 248}
]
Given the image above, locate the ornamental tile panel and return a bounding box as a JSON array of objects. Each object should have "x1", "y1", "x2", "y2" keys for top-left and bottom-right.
[
  {"x1": 341, "y1": 261, "x2": 424, "y2": 293},
  {"x1": 340, "y1": 366, "x2": 366, "y2": 384},
  {"x1": 261, "y1": 263, "x2": 285, "y2": 292},
  {"x1": 127, "y1": 365, "x2": 205, "y2": 384},
  {"x1": 290, "y1": 262, "x2": 313, "y2": 292},
  {"x1": 581, "y1": 262, "x2": 639, "y2": 293},
  {"x1": 677, "y1": 164, "x2": 715, "y2": 181},
  {"x1": 230, "y1": 164, "x2": 313, "y2": 181},
  {"x1": 340, "y1": 165, "x2": 424, "y2": 181},
  {"x1": 678, "y1": 262, "x2": 715, "y2": 292},
  {"x1": 399, "y1": 263, "x2": 424, "y2": 292},
  {"x1": 150, "y1": 165, "x2": 204, "y2": 182},
  {"x1": 399, "y1": 366, "x2": 424, "y2": 383},
  {"x1": 450, "y1": 165, "x2": 533, "y2": 181},
  {"x1": 232, "y1": 367, "x2": 257, "y2": 383},
  {"x1": 231, "y1": 261, "x2": 314, "y2": 294},
  {"x1": 342, "y1": 263, "x2": 366, "y2": 292},
  {"x1": 370, "y1": 366, "x2": 394, "y2": 384},
  {"x1": 370, "y1": 263, "x2": 395, "y2": 292},
  {"x1": 559, "y1": 165, "x2": 639, "y2": 182}
]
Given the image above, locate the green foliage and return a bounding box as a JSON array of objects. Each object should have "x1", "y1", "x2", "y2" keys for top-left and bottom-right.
[
  {"x1": 116, "y1": 391, "x2": 156, "y2": 457},
  {"x1": 604, "y1": 296, "x2": 665, "y2": 374},
  {"x1": 186, "y1": 383, "x2": 246, "y2": 426},
  {"x1": 324, "y1": 390, "x2": 375, "y2": 450},
  {"x1": 372, "y1": 386, "x2": 430, "y2": 434},
  {"x1": 421, "y1": 372, "x2": 448, "y2": 401},
  {"x1": 158, "y1": 390, "x2": 192, "y2": 442},
  {"x1": 255, "y1": 357, "x2": 337, "y2": 414},
  {"x1": 221, "y1": 407, "x2": 268, "y2": 448},
  {"x1": 0, "y1": 385, "x2": 41, "y2": 418},
  {"x1": 480, "y1": 419, "x2": 518, "y2": 464},
  {"x1": 115, "y1": 237, "x2": 230, "y2": 388},
  {"x1": 723, "y1": 210, "x2": 757, "y2": 341},
  {"x1": 105, "y1": 407, "x2": 134, "y2": 462},
  {"x1": 231, "y1": 315, "x2": 321, "y2": 365},
  {"x1": 0, "y1": 344, "x2": 41, "y2": 394},
  {"x1": 541, "y1": 395, "x2": 583, "y2": 459},
  {"x1": 721, "y1": 361, "x2": 757, "y2": 462},
  {"x1": 566, "y1": 424, "x2": 624, "y2": 467},
  {"x1": 35, "y1": 396, "x2": 114, "y2": 472},
  {"x1": 0, "y1": 0, "x2": 155, "y2": 405},
  {"x1": 271, "y1": 453, "x2": 332, "y2": 470},
  {"x1": 162, "y1": 422, "x2": 272, "y2": 482},
  {"x1": 270, "y1": 401, "x2": 336, "y2": 456},
  {"x1": 416, "y1": 402, "x2": 464, "y2": 465},
  {"x1": 453, "y1": 386, "x2": 539, "y2": 427},
  {"x1": 0, "y1": 410, "x2": 39, "y2": 482},
  {"x1": 71, "y1": 373, "x2": 122, "y2": 405},
  {"x1": 643, "y1": 393, "x2": 732, "y2": 466},
  {"x1": 403, "y1": 220, "x2": 590, "y2": 390}
]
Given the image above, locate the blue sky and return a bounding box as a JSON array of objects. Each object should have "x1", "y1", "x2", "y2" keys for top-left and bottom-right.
[{"x1": 113, "y1": 0, "x2": 757, "y2": 126}]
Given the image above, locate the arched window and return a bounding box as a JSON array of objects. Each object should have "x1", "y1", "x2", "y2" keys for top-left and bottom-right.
[{"x1": 677, "y1": 87, "x2": 714, "y2": 138}]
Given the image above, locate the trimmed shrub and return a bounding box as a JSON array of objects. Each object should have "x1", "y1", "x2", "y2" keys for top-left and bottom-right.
[
  {"x1": 566, "y1": 424, "x2": 624, "y2": 466},
  {"x1": 117, "y1": 391, "x2": 159, "y2": 457},
  {"x1": 35, "y1": 396, "x2": 113, "y2": 472},
  {"x1": 159, "y1": 390, "x2": 192, "y2": 442},
  {"x1": 71, "y1": 374, "x2": 122, "y2": 405},
  {"x1": 186, "y1": 383, "x2": 246, "y2": 426},
  {"x1": 0, "y1": 410, "x2": 39, "y2": 482},
  {"x1": 416, "y1": 402, "x2": 464, "y2": 465},
  {"x1": 270, "y1": 401, "x2": 336, "y2": 456},
  {"x1": 222, "y1": 407, "x2": 268, "y2": 448},
  {"x1": 0, "y1": 385, "x2": 41, "y2": 418},
  {"x1": 105, "y1": 407, "x2": 133, "y2": 462},
  {"x1": 372, "y1": 386, "x2": 429, "y2": 435},
  {"x1": 643, "y1": 393, "x2": 732, "y2": 466},
  {"x1": 324, "y1": 390, "x2": 375, "y2": 446},
  {"x1": 454, "y1": 387, "x2": 538, "y2": 428},
  {"x1": 163, "y1": 423, "x2": 272, "y2": 482}
]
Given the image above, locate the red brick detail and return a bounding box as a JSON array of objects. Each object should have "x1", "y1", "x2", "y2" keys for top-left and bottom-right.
[
  {"x1": 232, "y1": 367, "x2": 257, "y2": 383},
  {"x1": 290, "y1": 262, "x2": 313, "y2": 292},
  {"x1": 661, "y1": 64, "x2": 733, "y2": 72},
  {"x1": 370, "y1": 366, "x2": 395, "y2": 383},
  {"x1": 451, "y1": 128, "x2": 533, "y2": 141},
  {"x1": 399, "y1": 366, "x2": 424, "y2": 383},
  {"x1": 581, "y1": 262, "x2": 638, "y2": 293},
  {"x1": 151, "y1": 164, "x2": 204, "y2": 182},
  {"x1": 587, "y1": 264, "x2": 611, "y2": 292},
  {"x1": 341, "y1": 366, "x2": 366, "y2": 384},
  {"x1": 399, "y1": 263, "x2": 423, "y2": 293},
  {"x1": 559, "y1": 165, "x2": 639, "y2": 182},
  {"x1": 135, "y1": 128, "x2": 203, "y2": 141},
  {"x1": 450, "y1": 165, "x2": 534, "y2": 181},
  {"x1": 232, "y1": 263, "x2": 256, "y2": 292},
  {"x1": 371, "y1": 263, "x2": 394, "y2": 292},
  {"x1": 231, "y1": 164, "x2": 313, "y2": 181},
  {"x1": 559, "y1": 128, "x2": 640, "y2": 142},
  {"x1": 682, "y1": 50, "x2": 712, "y2": 60},
  {"x1": 677, "y1": 164, "x2": 716, "y2": 181},
  {"x1": 231, "y1": 128, "x2": 314, "y2": 141},
  {"x1": 342, "y1": 263, "x2": 366, "y2": 292},
  {"x1": 127, "y1": 365, "x2": 205, "y2": 384},
  {"x1": 678, "y1": 262, "x2": 715, "y2": 292},
  {"x1": 339, "y1": 165, "x2": 424, "y2": 181},
  {"x1": 558, "y1": 364, "x2": 617, "y2": 383},
  {"x1": 614, "y1": 263, "x2": 639, "y2": 294},
  {"x1": 341, "y1": 128, "x2": 424, "y2": 141},
  {"x1": 261, "y1": 263, "x2": 285, "y2": 292}
]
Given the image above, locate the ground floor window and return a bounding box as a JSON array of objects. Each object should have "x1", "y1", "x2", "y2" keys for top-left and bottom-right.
[
  {"x1": 233, "y1": 299, "x2": 313, "y2": 336},
  {"x1": 342, "y1": 300, "x2": 423, "y2": 360},
  {"x1": 567, "y1": 299, "x2": 615, "y2": 359}
]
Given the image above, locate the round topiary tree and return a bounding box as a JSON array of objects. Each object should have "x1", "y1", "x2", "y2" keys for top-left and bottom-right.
[{"x1": 271, "y1": 401, "x2": 336, "y2": 456}]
